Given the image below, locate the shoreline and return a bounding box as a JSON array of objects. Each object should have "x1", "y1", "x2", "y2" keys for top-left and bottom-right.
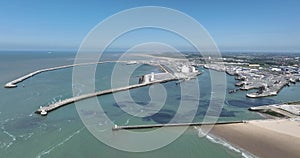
[{"x1": 209, "y1": 119, "x2": 300, "y2": 158}]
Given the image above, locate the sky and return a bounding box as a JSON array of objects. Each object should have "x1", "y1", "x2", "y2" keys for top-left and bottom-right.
[{"x1": 0, "y1": 0, "x2": 300, "y2": 52}]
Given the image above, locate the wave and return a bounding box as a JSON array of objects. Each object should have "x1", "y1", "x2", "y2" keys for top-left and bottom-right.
[
  {"x1": 73, "y1": 84, "x2": 84, "y2": 96},
  {"x1": 35, "y1": 127, "x2": 84, "y2": 158},
  {"x1": 4, "y1": 118, "x2": 15, "y2": 123},
  {"x1": 49, "y1": 95, "x2": 63, "y2": 104},
  {"x1": 206, "y1": 134, "x2": 241, "y2": 153},
  {"x1": 125, "y1": 119, "x2": 130, "y2": 125},
  {"x1": 19, "y1": 132, "x2": 34, "y2": 141},
  {"x1": 0, "y1": 141, "x2": 7, "y2": 149},
  {"x1": 1, "y1": 126, "x2": 17, "y2": 150},
  {"x1": 28, "y1": 112, "x2": 34, "y2": 117},
  {"x1": 194, "y1": 126, "x2": 256, "y2": 158}
]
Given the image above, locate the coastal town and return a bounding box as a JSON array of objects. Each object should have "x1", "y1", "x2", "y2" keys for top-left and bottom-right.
[{"x1": 187, "y1": 53, "x2": 300, "y2": 98}]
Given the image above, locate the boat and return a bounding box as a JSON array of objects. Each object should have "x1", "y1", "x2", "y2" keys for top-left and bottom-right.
[
  {"x1": 229, "y1": 89, "x2": 239, "y2": 94},
  {"x1": 290, "y1": 78, "x2": 296, "y2": 84}
]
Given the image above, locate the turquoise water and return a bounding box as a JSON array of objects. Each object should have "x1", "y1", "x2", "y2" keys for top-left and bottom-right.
[{"x1": 0, "y1": 51, "x2": 300, "y2": 158}]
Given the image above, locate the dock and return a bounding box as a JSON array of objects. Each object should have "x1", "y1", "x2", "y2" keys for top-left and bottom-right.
[
  {"x1": 112, "y1": 120, "x2": 245, "y2": 130},
  {"x1": 249, "y1": 104, "x2": 298, "y2": 118},
  {"x1": 158, "y1": 64, "x2": 172, "y2": 73},
  {"x1": 36, "y1": 77, "x2": 177, "y2": 115}
]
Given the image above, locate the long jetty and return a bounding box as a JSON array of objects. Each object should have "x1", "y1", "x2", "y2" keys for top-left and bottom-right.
[
  {"x1": 36, "y1": 78, "x2": 177, "y2": 115},
  {"x1": 4, "y1": 60, "x2": 172, "y2": 88},
  {"x1": 4, "y1": 61, "x2": 128, "y2": 88},
  {"x1": 112, "y1": 120, "x2": 245, "y2": 130}
]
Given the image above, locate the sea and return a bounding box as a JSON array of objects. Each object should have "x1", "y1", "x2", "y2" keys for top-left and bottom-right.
[{"x1": 1, "y1": 51, "x2": 300, "y2": 158}]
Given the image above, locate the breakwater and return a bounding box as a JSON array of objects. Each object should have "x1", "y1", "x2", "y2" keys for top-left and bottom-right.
[
  {"x1": 112, "y1": 121, "x2": 245, "y2": 130},
  {"x1": 36, "y1": 77, "x2": 177, "y2": 115}
]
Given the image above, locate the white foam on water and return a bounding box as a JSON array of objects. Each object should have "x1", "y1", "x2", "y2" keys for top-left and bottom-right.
[
  {"x1": 1, "y1": 126, "x2": 17, "y2": 150},
  {"x1": 39, "y1": 123, "x2": 48, "y2": 130},
  {"x1": 28, "y1": 113, "x2": 34, "y2": 117},
  {"x1": 35, "y1": 127, "x2": 84, "y2": 158},
  {"x1": 19, "y1": 132, "x2": 34, "y2": 141},
  {"x1": 242, "y1": 152, "x2": 256, "y2": 158},
  {"x1": 125, "y1": 119, "x2": 130, "y2": 125},
  {"x1": 206, "y1": 134, "x2": 241, "y2": 153},
  {"x1": 49, "y1": 95, "x2": 64, "y2": 104},
  {"x1": 0, "y1": 141, "x2": 7, "y2": 149},
  {"x1": 194, "y1": 126, "x2": 256, "y2": 158},
  {"x1": 2, "y1": 128, "x2": 16, "y2": 142},
  {"x1": 4, "y1": 118, "x2": 14, "y2": 123},
  {"x1": 73, "y1": 85, "x2": 83, "y2": 96}
]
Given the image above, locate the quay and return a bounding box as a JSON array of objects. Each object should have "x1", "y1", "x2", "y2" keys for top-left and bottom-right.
[
  {"x1": 203, "y1": 64, "x2": 300, "y2": 98},
  {"x1": 158, "y1": 64, "x2": 173, "y2": 73},
  {"x1": 249, "y1": 103, "x2": 300, "y2": 118},
  {"x1": 36, "y1": 77, "x2": 177, "y2": 115},
  {"x1": 112, "y1": 120, "x2": 245, "y2": 130}
]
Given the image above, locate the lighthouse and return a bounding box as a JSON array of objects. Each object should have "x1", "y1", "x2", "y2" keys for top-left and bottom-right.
[{"x1": 151, "y1": 72, "x2": 155, "y2": 81}]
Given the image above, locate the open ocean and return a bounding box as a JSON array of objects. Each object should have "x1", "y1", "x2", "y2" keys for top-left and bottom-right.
[{"x1": 1, "y1": 51, "x2": 300, "y2": 158}]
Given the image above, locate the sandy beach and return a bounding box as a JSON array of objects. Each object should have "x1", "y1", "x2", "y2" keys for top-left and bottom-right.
[{"x1": 209, "y1": 119, "x2": 300, "y2": 158}]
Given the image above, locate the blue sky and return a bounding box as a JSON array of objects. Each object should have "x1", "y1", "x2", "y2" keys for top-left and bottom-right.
[{"x1": 0, "y1": 0, "x2": 300, "y2": 52}]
